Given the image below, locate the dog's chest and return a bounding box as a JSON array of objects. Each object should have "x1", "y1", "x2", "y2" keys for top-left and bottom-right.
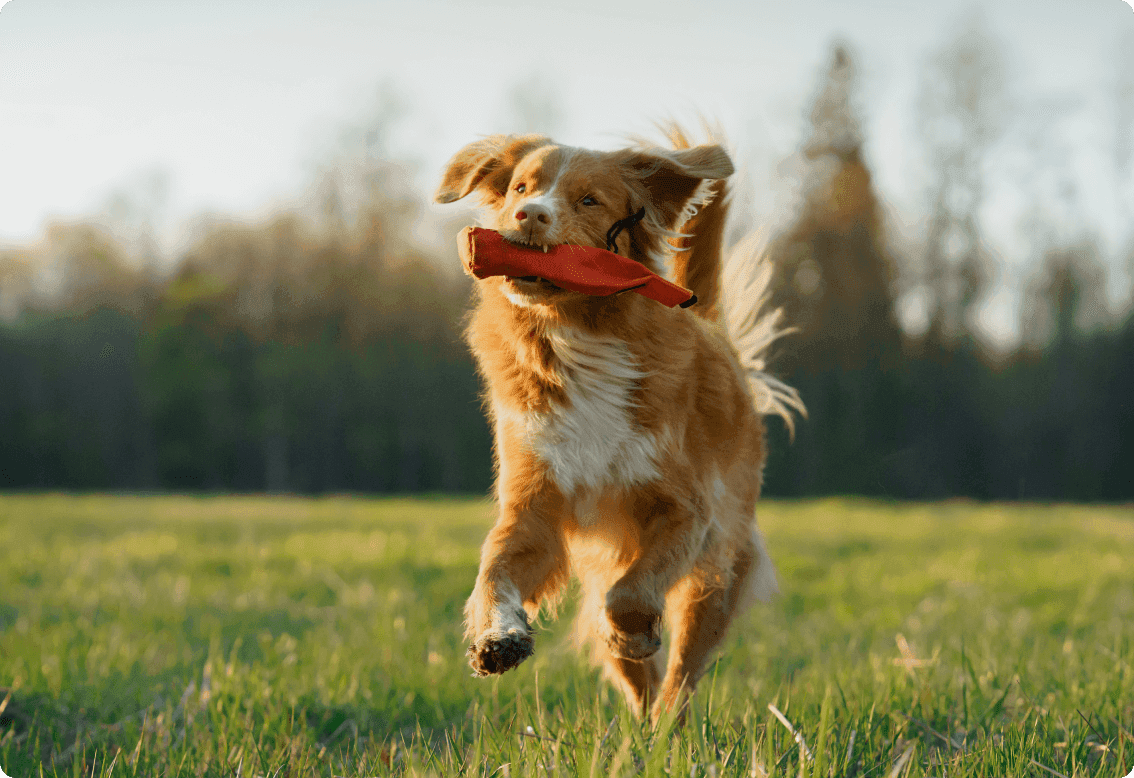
[{"x1": 514, "y1": 327, "x2": 660, "y2": 496}]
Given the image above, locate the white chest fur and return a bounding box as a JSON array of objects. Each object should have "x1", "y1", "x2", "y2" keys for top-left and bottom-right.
[{"x1": 511, "y1": 326, "x2": 661, "y2": 497}]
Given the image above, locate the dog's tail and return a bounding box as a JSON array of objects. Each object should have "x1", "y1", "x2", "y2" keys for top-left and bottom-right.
[
  {"x1": 718, "y1": 230, "x2": 807, "y2": 436},
  {"x1": 665, "y1": 123, "x2": 729, "y2": 322}
]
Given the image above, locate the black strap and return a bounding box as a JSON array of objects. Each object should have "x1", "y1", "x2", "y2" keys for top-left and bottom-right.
[{"x1": 605, "y1": 207, "x2": 646, "y2": 254}]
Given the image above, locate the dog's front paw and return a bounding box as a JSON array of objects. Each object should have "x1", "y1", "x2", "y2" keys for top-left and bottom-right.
[
  {"x1": 467, "y1": 626, "x2": 534, "y2": 676},
  {"x1": 604, "y1": 594, "x2": 663, "y2": 660}
]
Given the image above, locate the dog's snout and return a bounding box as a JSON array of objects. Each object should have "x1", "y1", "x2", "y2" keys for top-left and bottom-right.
[{"x1": 514, "y1": 204, "x2": 552, "y2": 226}]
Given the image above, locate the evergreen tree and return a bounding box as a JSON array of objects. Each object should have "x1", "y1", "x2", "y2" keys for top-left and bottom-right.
[
  {"x1": 769, "y1": 44, "x2": 903, "y2": 373},
  {"x1": 763, "y1": 43, "x2": 906, "y2": 497}
]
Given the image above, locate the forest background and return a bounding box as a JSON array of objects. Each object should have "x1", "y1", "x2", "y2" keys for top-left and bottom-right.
[{"x1": 1, "y1": 9, "x2": 1132, "y2": 501}]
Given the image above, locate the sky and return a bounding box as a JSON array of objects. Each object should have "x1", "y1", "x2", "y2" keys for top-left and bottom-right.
[{"x1": 1, "y1": 0, "x2": 1132, "y2": 344}]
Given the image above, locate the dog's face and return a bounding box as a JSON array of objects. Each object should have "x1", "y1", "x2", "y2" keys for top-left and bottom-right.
[{"x1": 435, "y1": 135, "x2": 733, "y2": 307}]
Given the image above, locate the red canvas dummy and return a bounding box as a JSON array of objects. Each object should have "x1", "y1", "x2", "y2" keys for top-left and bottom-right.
[{"x1": 457, "y1": 227, "x2": 697, "y2": 308}]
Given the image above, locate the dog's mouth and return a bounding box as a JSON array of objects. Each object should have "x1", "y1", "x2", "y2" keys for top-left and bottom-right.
[
  {"x1": 504, "y1": 234, "x2": 554, "y2": 254},
  {"x1": 499, "y1": 235, "x2": 564, "y2": 291},
  {"x1": 509, "y1": 275, "x2": 561, "y2": 289}
]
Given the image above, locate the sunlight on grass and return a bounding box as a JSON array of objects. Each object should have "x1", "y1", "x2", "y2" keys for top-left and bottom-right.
[{"x1": 0, "y1": 495, "x2": 1131, "y2": 776}]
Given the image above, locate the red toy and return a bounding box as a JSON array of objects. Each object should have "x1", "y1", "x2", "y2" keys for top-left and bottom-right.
[{"x1": 457, "y1": 227, "x2": 697, "y2": 308}]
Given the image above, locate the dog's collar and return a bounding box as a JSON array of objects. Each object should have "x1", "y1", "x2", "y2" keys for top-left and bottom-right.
[{"x1": 605, "y1": 207, "x2": 647, "y2": 255}]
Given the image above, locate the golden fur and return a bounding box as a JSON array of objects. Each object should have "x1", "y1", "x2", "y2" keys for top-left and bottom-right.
[{"x1": 435, "y1": 127, "x2": 802, "y2": 721}]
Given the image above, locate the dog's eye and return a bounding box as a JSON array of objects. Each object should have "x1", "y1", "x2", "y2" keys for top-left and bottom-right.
[
  {"x1": 515, "y1": 183, "x2": 527, "y2": 194},
  {"x1": 581, "y1": 195, "x2": 598, "y2": 206}
]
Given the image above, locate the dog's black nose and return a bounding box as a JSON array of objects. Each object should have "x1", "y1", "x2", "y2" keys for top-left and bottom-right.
[{"x1": 514, "y1": 203, "x2": 552, "y2": 225}]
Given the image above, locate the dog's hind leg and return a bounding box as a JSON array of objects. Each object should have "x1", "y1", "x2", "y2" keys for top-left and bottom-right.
[
  {"x1": 604, "y1": 649, "x2": 664, "y2": 719},
  {"x1": 575, "y1": 573, "x2": 663, "y2": 718},
  {"x1": 653, "y1": 527, "x2": 774, "y2": 721}
]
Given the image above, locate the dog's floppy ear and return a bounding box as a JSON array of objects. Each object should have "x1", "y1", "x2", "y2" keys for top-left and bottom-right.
[
  {"x1": 622, "y1": 144, "x2": 734, "y2": 228},
  {"x1": 435, "y1": 134, "x2": 552, "y2": 205}
]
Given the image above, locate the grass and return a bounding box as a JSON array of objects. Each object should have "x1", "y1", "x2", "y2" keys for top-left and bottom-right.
[{"x1": 0, "y1": 495, "x2": 1132, "y2": 777}]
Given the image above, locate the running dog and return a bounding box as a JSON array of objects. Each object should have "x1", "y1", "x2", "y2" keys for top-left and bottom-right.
[{"x1": 435, "y1": 127, "x2": 802, "y2": 720}]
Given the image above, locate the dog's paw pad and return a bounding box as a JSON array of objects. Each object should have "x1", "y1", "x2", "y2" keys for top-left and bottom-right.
[
  {"x1": 467, "y1": 629, "x2": 534, "y2": 676},
  {"x1": 604, "y1": 605, "x2": 662, "y2": 660}
]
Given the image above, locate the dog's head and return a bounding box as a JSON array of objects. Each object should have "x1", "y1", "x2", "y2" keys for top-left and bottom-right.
[{"x1": 435, "y1": 134, "x2": 733, "y2": 307}]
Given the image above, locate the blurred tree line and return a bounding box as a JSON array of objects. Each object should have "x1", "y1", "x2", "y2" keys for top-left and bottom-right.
[
  {"x1": 0, "y1": 164, "x2": 492, "y2": 493},
  {"x1": 761, "y1": 34, "x2": 1134, "y2": 500},
  {"x1": 1, "y1": 29, "x2": 1131, "y2": 500}
]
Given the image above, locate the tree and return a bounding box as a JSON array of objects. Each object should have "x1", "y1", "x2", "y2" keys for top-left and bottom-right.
[
  {"x1": 1021, "y1": 240, "x2": 1110, "y2": 350},
  {"x1": 0, "y1": 249, "x2": 33, "y2": 320},
  {"x1": 769, "y1": 43, "x2": 902, "y2": 374},
  {"x1": 916, "y1": 15, "x2": 1010, "y2": 345},
  {"x1": 762, "y1": 43, "x2": 907, "y2": 497}
]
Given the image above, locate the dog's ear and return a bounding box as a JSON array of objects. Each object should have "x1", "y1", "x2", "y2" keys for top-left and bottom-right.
[
  {"x1": 622, "y1": 144, "x2": 734, "y2": 228},
  {"x1": 435, "y1": 134, "x2": 552, "y2": 205}
]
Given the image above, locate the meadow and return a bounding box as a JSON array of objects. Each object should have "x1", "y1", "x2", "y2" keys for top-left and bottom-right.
[{"x1": 0, "y1": 495, "x2": 1131, "y2": 777}]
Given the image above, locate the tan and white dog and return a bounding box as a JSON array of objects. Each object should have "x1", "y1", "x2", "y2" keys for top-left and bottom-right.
[{"x1": 435, "y1": 127, "x2": 803, "y2": 721}]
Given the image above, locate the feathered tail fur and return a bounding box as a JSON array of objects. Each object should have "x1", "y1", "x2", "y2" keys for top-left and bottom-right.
[{"x1": 719, "y1": 230, "x2": 807, "y2": 436}]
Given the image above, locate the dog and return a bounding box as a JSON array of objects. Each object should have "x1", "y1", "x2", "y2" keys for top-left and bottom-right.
[{"x1": 435, "y1": 126, "x2": 803, "y2": 721}]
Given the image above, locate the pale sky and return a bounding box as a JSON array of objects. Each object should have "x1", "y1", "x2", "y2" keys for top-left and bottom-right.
[{"x1": 1, "y1": 0, "x2": 1132, "y2": 344}]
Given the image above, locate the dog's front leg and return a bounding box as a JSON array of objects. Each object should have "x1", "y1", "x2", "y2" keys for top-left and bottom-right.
[
  {"x1": 464, "y1": 490, "x2": 568, "y2": 676},
  {"x1": 603, "y1": 489, "x2": 706, "y2": 661}
]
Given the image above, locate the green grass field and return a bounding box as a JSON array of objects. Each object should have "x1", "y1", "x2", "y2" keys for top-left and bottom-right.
[{"x1": 1, "y1": 495, "x2": 1132, "y2": 777}]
